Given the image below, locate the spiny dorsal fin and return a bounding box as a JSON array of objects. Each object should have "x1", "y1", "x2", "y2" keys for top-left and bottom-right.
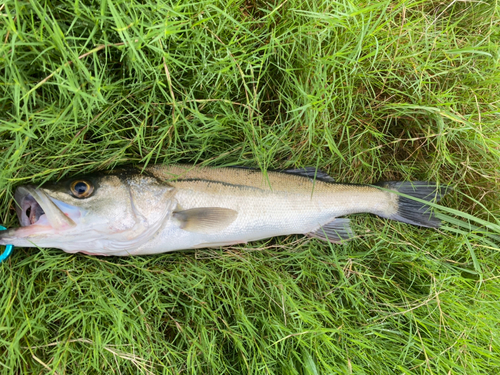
[
  {"x1": 173, "y1": 207, "x2": 238, "y2": 234},
  {"x1": 281, "y1": 167, "x2": 335, "y2": 183},
  {"x1": 306, "y1": 218, "x2": 354, "y2": 243}
]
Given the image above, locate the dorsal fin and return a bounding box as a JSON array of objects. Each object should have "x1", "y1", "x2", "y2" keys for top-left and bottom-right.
[
  {"x1": 280, "y1": 167, "x2": 335, "y2": 183},
  {"x1": 227, "y1": 166, "x2": 335, "y2": 182}
]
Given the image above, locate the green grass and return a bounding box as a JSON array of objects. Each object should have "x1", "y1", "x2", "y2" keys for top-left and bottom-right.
[{"x1": 1, "y1": 0, "x2": 500, "y2": 373}]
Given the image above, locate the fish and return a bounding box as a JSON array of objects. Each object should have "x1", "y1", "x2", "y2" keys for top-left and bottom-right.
[{"x1": 0, "y1": 164, "x2": 448, "y2": 256}]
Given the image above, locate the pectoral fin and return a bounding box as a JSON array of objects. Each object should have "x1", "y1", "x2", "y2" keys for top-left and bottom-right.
[{"x1": 173, "y1": 207, "x2": 238, "y2": 234}]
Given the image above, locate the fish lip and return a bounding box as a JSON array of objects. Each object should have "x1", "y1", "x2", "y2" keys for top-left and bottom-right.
[{"x1": 15, "y1": 186, "x2": 46, "y2": 227}]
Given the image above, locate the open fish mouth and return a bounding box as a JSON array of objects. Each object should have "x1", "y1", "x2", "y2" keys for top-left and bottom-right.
[
  {"x1": 13, "y1": 186, "x2": 77, "y2": 231},
  {"x1": 15, "y1": 188, "x2": 47, "y2": 226},
  {"x1": 0, "y1": 186, "x2": 84, "y2": 248}
]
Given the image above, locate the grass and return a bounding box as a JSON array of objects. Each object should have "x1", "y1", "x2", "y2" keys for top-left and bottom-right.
[{"x1": 1, "y1": 0, "x2": 500, "y2": 373}]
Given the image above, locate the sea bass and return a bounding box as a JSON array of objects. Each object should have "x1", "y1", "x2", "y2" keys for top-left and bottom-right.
[{"x1": 0, "y1": 165, "x2": 447, "y2": 256}]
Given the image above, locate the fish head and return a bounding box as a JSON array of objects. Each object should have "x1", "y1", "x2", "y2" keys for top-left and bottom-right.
[{"x1": 0, "y1": 170, "x2": 175, "y2": 255}]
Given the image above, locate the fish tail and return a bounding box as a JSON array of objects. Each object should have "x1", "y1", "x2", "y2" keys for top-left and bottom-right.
[{"x1": 375, "y1": 181, "x2": 449, "y2": 228}]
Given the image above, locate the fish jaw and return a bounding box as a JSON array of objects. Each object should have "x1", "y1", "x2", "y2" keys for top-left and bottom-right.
[{"x1": 0, "y1": 186, "x2": 82, "y2": 247}]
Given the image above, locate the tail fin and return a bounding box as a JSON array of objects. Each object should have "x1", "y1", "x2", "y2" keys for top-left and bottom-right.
[{"x1": 375, "y1": 181, "x2": 449, "y2": 228}]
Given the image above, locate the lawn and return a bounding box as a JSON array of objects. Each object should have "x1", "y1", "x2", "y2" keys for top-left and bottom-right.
[{"x1": 1, "y1": 0, "x2": 500, "y2": 373}]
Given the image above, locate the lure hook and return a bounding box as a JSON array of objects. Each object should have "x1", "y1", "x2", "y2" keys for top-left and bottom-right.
[{"x1": 0, "y1": 225, "x2": 13, "y2": 263}]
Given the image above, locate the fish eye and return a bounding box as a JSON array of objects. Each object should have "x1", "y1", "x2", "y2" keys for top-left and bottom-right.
[{"x1": 70, "y1": 180, "x2": 94, "y2": 198}]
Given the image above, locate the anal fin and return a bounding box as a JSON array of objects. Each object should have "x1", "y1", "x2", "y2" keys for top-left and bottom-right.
[
  {"x1": 173, "y1": 207, "x2": 238, "y2": 234},
  {"x1": 306, "y1": 218, "x2": 354, "y2": 244}
]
